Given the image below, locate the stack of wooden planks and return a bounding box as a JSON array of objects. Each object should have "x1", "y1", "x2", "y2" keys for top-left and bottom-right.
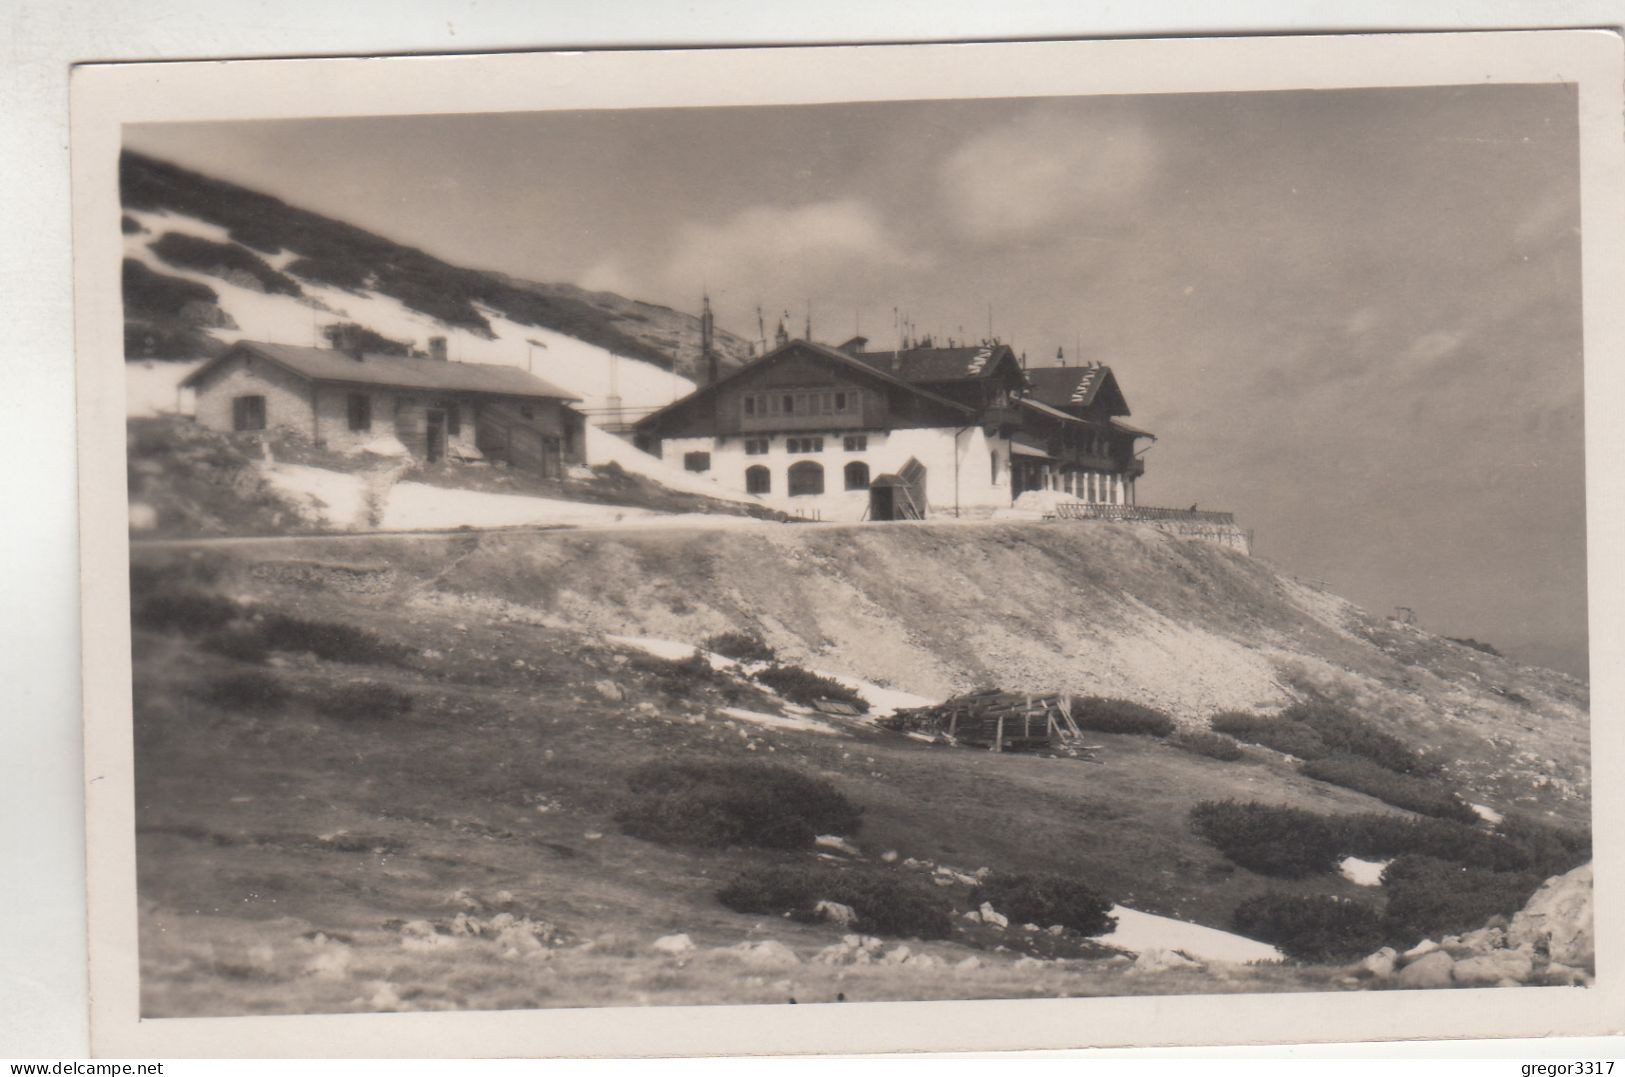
[{"x1": 882, "y1": 688, "x2": 1100, "y2": 755}]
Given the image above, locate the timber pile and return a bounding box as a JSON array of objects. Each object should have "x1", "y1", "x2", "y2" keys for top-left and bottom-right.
[{"x1": 881, "y1": 688, "x2": 1101, "y2": 756}]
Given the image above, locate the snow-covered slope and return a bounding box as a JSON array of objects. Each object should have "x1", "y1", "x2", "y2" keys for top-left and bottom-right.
[
  {"x1": 119, "y1": 205, "x2": 776, "y2": 506},
  {"x1": 123, "y1": 208, "x2": 698, "y2": 417}
]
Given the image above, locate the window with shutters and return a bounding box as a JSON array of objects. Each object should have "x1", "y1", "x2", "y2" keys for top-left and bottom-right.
[{"x1": 232, "y1": 395, "x2": 266, "y2": 432}]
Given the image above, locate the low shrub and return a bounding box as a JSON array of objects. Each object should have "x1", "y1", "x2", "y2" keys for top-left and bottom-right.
[
  {"x1": 134, "y1": 590, "x2": 240, "y2": 634},
  {"x1": 703, "y1": 631, "x2": 776, "y2": 664},
  {"x1": 617, "y1": 760, "x2": 862, "y2": 850},
  {"x1": 122, "y1": 258, "x2": 219, "y2": 319},
  {"x1": 1492, "y1": 814, "x2": 1592, "y2": 879},
  {"x1": 973, "y1": 872, "x2": 1117, "y2": 936},
  {"x1": 314, "y1": 682, "x2": 415, "y2": 721},
  {"x1": 752, "y1": 665, "x2": 869, "y2": 712},
  {"x1": 1232, "y1": 892, "x2": 1386, "y2": 962},
  {"x1": 1280, "y1": 700, "x2": 1438, "y2": 776},
  {"x1": 717, "y1": 864, "x2": 953, "y2": 939},
  {"x1": 634, "y1": 652, "x2": 733, "y2": 697},
  {"x1": 149, "y1": 232, "x2": 301, "y2": 296},
  {"x1": 1171, "y1": 730, "x2": 1244, "y2": 761},
  {"x1": 1446, "y1": 636, "x2": 1503, "y2": 657},
  {"x1": 1330, "y1": 812, "x2": 1521, "y2": 870},
  {"x1": 1070, "y1": 697, "x2": 1175, "y2": 738},
  {"x1": 257, "y1": 613, "x2": 410, "y2": 666},
  {"x1": 1380, "y1": 855, "x2": 1544, "y2": 948},
  {"x1": 202, "y1": 670, "x2": 289, "y2": 710},
  {"x1": 1189, "y1": 800, "x2": 1342, "y2": 878},
  {"x1": 1209, "y1": 712, "x2": 1328, "y2": 759},
  {"x1": 201, "y1": 628, "x2": 270, "y2": 664},
  {"x1": 1299, "y1": 755, "x2": 1479, "y2": 823}
]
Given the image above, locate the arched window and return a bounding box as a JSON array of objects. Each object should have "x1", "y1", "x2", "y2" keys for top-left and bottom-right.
[
  {"x1": 745, "y1": 465, "x2": 771, "y2": 495},
  {"x1": 788, "y1": 460, "x2": 825, "y2": 497},
  {"x1": 844, "y1": 461, "x2": 870, "y2": 491}
]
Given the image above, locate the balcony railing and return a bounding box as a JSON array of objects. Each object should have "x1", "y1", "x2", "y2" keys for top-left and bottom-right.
[{"x1": 1053, "y1": 503, "x2": 1236, "y2": 526}]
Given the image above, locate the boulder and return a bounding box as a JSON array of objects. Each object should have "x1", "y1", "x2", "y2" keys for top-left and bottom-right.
[
  {"x1": 651, "y1": 933, "x2": 695, "y2": 956},
  {"x1": 728, "y1": 940, "x2": 801, "y2": 968},
  {"x1": 978, "y1": 902, "x2": 1009, "y2": 928},
  {"x1": 1508, "y1": 864, "x2": 1593, "y2": 969},
  {"x1": 593, "y1": 680, "x2": 625, "y2": 702},
  {"x1": 1451, "y1": 949, "x2": 1533, "y2": 986},
  {"x1": 882, "y1": 945, "x2": 912, "y2": 965},
  {"x1": 1401, "y1": 939, "x2": 1440, "y2": 964},
  {"x1": 1133, "y1": 948, "x2": 1199, "y2": 973},
  {"x1": 1358, "y1": 947, "x2": 1398, "y2": 978},
  {"x1": 1395, "y1": 950, "x2": 1454, "y2": 989},
  {"x1": 814, "y1": 900, "x2": 858, "y2": 927}
]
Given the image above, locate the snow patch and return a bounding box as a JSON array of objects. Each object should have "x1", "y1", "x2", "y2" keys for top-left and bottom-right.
[
  {"x1": 125, "y1": 359, "x2": 203, "y2": 417},
  {"x1": 1472, "y1": 803, "x2": 1504, "y2": 825},
  {"x1": 718, "y1": 707, "x2": 840, "y2": 736},
  {"x1": 1101, "y1": 905, "x2": 1282, "y2": 964},
  {"x1": 261, "y1": 464, "x2": 367, "y2": 528},
  {"x1": 378, "y1": 484, "x2": 655, "y2": 531},
  {"x1": 1339, "y1": 857, "x2": 1390, "y2": 887},
  {"x1": 606, "y1": 635, "x2": 699, "y2": 662}
]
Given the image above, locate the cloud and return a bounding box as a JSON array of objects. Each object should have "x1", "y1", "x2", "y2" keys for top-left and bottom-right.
[
  {"x1": 938, "y1": 106, "x2": 1160, "y2": 244},
  {"x1": 662, "y1": 199, "x2": 926, "y2": 295}
]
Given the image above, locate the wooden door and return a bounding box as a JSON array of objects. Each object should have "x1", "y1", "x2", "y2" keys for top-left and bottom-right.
[{"x1": 425, "y1": 409, "x2": 446, "y2": 463}]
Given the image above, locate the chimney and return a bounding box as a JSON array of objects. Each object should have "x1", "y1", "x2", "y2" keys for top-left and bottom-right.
[
  {"x1": 428, "y1": 335, "x2": 448, "y2": 362},
  {"x1": 699, "y1": 294, "x2": 718, "y2": 385},
  {"x1": 330, "y1": 324, "x2": 365, "y2": 361}
]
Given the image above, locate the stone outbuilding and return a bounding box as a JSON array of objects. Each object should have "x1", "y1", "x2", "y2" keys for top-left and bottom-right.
[{"x1": 180, "y1": 338, "x2": 585, "y2": 476}]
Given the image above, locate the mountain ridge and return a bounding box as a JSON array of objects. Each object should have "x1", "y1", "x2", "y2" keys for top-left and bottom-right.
[{"x1": 119, "y1": 150, "x2": 754, "y2": 380}]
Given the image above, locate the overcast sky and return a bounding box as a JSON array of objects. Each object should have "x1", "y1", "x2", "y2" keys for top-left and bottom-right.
[{"x1": 126, "y1": 83, "x2": 1587, "y2": 675}]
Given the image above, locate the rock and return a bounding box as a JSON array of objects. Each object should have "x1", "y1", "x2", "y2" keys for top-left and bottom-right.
[
  {"x1": 1358, "y1": 947, "x2": 1398, "y2": 978},
  {"x1": 1452, "y1": 949, "x2": 1533, "y2": 986},
  {"x1": 128, "y1": 502, "x2": 159, "y2": 531},
  {"x1": 962, "y1": 909, "x2": 983, "y2": 924},
  {"x1": 1508, "y1": 864, "x2": 1593, "y2": 969},
  {"x1": 880, "y1": 850, "x2": 899, "y2": 863},
  {"x1": 1401, "y1": 939, "x2": 1440, "y2": 964},
  {"x1": 978, "y1": 902, "x2": 1009, "y2": 928},
  {"x1": 1015, "y1": 955, "x2": 1046, "y2": 969},
  {"x1": 1396, "y1": 950, "x2": 1455, "y2": 988},
  {"x1": 1133, "y1": 948, "x2": 1199, "y2": 972},
  {"x1": 1440, "y1": 935, "x2": 1478, "y2": 958},
  {"x1": 368, "y1": 981, "x2": 402, "y2": 1009},
  {"x1": 1542, "y1": 962, "x2": 1591, "y2": 987},
  {"x1": 1458, "y1": 926, "x2": 1506, "y2": 954},
  {"x1": 955, "y1": 956, "x2": 981, "y2": 971},
  {"x1": 729, "y1": 940, "x2": 802, "y2": 968},
  {"x1": 1022, "y1": 923, "x2": 1040, "y2": 933},
  {"x1": 814, "y1": 900, "x2": 858, "y2": 927},
  {"x1": 593, "y1": 680, "x2": 625, "y2": 702},
  {"x1": 815, "y1": 835, "x2": 863, "y2": 857},
  {"x1": 882, "y1": 945, "x2": 912, "y2": 965},
  {"x1": 1047, "y1": 925, "x2": 1066, "y2": 936},
  {"x1": 652, "y1": 933, "x2": 695, "y2": 956}
]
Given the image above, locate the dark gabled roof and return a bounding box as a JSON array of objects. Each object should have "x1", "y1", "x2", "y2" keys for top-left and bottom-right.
[
  {"x1": 183, "y1": 340, "x2": 580, "y2": 401},
  {"x1": 850, "y1": 343, "x2": 1019, "y2": 384},
  {"x1": 1022, "y1": 364, "x2": 1129, "y2": 416},
  {"x1": 635, "y1": 338, "x2": 974, "y2": 432}
]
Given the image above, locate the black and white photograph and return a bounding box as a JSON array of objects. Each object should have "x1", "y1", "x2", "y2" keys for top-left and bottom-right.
[{"x1": 66, "y1": 31, "x2": 1625, "y2": 1057}]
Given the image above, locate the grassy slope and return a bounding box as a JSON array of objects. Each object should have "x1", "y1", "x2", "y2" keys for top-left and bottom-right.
[{"x1": 128, "y1": 522, "x2": 1588, "y2": 1015}]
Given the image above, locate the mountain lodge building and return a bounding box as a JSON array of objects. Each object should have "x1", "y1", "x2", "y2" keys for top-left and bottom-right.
[{"x1": 633, "y1": 335, "x2": 1155, "y2": 520}]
